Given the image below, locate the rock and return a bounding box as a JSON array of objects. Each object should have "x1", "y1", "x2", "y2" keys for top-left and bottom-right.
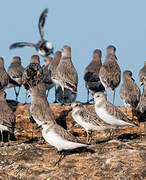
[{"x1": 0, "y1": 100, "x2": 146, "y2": 179}]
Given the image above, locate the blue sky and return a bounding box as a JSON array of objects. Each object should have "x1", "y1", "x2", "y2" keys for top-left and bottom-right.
[{"x1": 1, "y1": 0, "x2": 146, "y2": 105}]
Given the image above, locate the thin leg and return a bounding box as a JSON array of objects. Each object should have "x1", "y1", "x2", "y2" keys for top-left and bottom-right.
[
  {"x1": 52, "y1": 151, "x2": 65, "y2": 166},
  {"x1": 113, "y1": 89, "x2": 116, "y2": 105},
  {"x1": 7, "y1": 132, "x2": 10, "y2": 146},
  {"x1": 17, "y1": 87, "x2": 21, "y2": 99},
  {"x1": 25, "y1": 90, "x2": 28, "y2": 103},
  {"x1": 87, "y1": 89, "x2": 89, "y2": 103},
  {"x1": 54, "y1": 86, "x2": 57, "y2": 102},
  {"x1": 109, "y1": 129, "x2": 114, "y2": 140},
  {"x1": 1, "y1": 130, "x2": 3, "y2": 142},
  {"x1": 46, "y1": 90, "x2": 49, "y2": 97},
  {"x1": 14, "y1": 87, "x2": 18, "y2": 101}
]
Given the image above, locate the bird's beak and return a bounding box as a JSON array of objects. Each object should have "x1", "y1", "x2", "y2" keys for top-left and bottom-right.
[
  {"x1": 67, "y1": 107, "x2": 73, "y2": 112},
  {"x1": 141, "y1": 82, "x2": 144, "y2": 86},
  {"x1": 131, "y1": 77, "x2": 135, "y2": 82},
  {"x1": 36, "y1": 125, "x2": 42, "y2": 129},
  {"x1": 88, "y1": 98, "x2": 94, "y2": 103}
]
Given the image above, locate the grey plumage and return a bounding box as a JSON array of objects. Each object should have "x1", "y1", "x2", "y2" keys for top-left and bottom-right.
[
  {"x1": 71, "y1": 101, "x2": 114, "y2": 143},
  {"x1": 0, "y1": 91, "x2": 16, "y2": 142},
  {"x1": 93, "y1": 92, "x2": 137, "y2": 127},
  {"x1": 119, "y1": 70, "x2": 140, "y2": 109},
  {"x1": 136, "y1": 77, "x2": 146, "y2": 114},
  {"x1": 52, "y1": 46, "x2": 78, "y2": 94},
  {"x1": 48, "y1": 51, "x2": 61, "y2": 78},
  {"x1": 83, "y1": 49, "x2": 105, "y2": 102},
  {"x1": 0, "y1": 57, "x2": 20, "y2": 91},
  {"x1": 9, "y1": 9, "x2": 53, "y2": 57},
  {"x1": 43, "y1": 56, "x2": 54, "y2": 92},
  {"x1": 7, "y1": 56, "x2": 25, "y2": 100},
  {"x1": 29, "y1": 82, "x2": 56, "y2": 126},
  {"x1": 48, "y1": 51, "x2": 61, "y2": 101},
  {"x1": 138, "y1": 61, "x2": 146, "y2": 87},
  {"x1": 56, "y1": 86, "x2": 77, "y2": 103},
  {"x1": 99, "y1": 45, "x2": 121, "y2": 104}
]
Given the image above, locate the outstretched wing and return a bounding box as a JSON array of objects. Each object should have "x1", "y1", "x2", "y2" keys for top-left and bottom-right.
[
  {"x1": 38, "y1": 8, "x2": 48, "y2": 41},
  {"x1": 9, "y1": 42, "x2": 36, "y2": 49}
]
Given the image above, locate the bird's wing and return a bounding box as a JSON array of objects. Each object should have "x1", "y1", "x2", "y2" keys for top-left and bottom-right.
[
  {"x1": 38, "y1": 8, "x2": 48, "y2": 41},
  {"x1": 9, "y1": 42, "x2": 36, "y2": 49}
]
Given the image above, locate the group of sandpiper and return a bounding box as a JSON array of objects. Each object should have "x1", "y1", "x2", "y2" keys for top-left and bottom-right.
[{"x1": 0, "y1": 8, "x2": 146, "y2": 165}]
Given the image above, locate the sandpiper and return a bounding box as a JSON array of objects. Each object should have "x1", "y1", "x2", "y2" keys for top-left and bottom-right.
[
  {"x1": 22, "y1": 55, "x2": 43, "y2": 102},
  {"x1": 138, "y1": 61, "x2": 146, "y2": 88},
  {"x1": 7, "y1": 56, "x2": 24, "y2": 101},
  {"x1": 29, "y1": 82, "x2": 56, "y2": 126},
  {"x1": 0, "y1": 91, "x2": 15, "y2": 145},
  {"x1": 83, "y1": 49, "x2": 105, "y2": 102},
  {"x1": 71, "y1": 101, "x2": 114, "y2": 143},
  {"x1": 48, "y1": 51, "x2": 61, "y2": 101},
  {"x1": 99, "y1": 45, "x2": 121, "y2": 104},
  {"x1": 43, "y1": 56, "x2": 54, "y2": 96},
  {"x1": 41, "y1": 121, "x2": 87, "y2": 165},
  {"x1": 52, "y1": 46, "x2": 78, "y2": 100},
  {"x1": 93, "y1": 92, "x2": 137, "y2": 137},
  {"x1": 119, "y1": 70, "x2": 140, "y2": 114},
  {"x1": 0, "y1": 57, "x2": 20, "y2": 91},
  {"x1": 56, "y1": 86, "x2": 77, "y2": 103},
  {"x1": 9, "y1": 8, "x2": 53, "y2": 57},
  {"x1": 136, "y1": 77, "x2": 146, "y2": 114}
]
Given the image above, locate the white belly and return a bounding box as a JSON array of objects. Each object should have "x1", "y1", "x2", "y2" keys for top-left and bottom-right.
[
  {"x1": 0, "y1": 124, "x2": 9, "y2": 131},
  {"x1": 95, "y1": 107, "x2": 132, "y2": 126},
  {"x1": 42, "y1": 129, "x2": 86, "y2": 151},
  {"x1": 72, "y1": 113, "x2": 106, "y2": 132},
  {"x1": 34, "y1": 118, "x2": 43, "y2": 126}
]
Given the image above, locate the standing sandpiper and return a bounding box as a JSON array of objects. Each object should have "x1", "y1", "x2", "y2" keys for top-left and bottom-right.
[{"x1": 99, "y1": 45, "x2": 121, "y2": 104}]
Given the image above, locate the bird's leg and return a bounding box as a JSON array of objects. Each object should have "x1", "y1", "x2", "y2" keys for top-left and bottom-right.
[
  {"x1": 109, "y1": 128, "x2": 114, "y2": 140},
  {"x1": 87, "y1": 130, "x2": 92, "y2": 144},
  {"x1": 54, "y1": 86, "x2": 57, "y2": 103},
  {"x1": 14, "y1": 87, "x2": 18, "y2": 101},
  {"x1": 87, "y1": 89, "x2": 89, "y2": 103},
  {"x1": 16, "y1": 87, "x2": 21, "y2": 100},
  {"x1": 7, "y1": 132, "x2": 10, "y2": 146},
  {"x1": 25, "y1": 90, "x2": 27, "y2": 103},
  {"x1": 0, "y1": 130, "x2": 4, "y2": 147},
  {"x1": 46, "y1": 90, "x2": 49, "y2": 97},
  {"x1": 113, "y1": 89, "x2": 116, "y2": 105},
  {"x1": 52, "y1": 150, "x2": 65, "y2": 166}
]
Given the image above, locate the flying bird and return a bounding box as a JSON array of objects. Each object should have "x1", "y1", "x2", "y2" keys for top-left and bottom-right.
[{"x1": 9, "y1": 8, "x2": 54, "y2": 57}]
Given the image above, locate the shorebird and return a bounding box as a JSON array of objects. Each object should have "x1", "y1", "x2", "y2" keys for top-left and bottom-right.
[
  {"x1": 138, "y1": 61, "x2": 146, "y2": 88},
  {"x1": 52, "y1": 46, "x2": 78, "y2": 100},
  {"x1": 9, "y1": 8, "x2": 53, "y2": 57},
  {"x1": 99, "y1": 45, "x2": 121, "y2": 104},
  {"x1": 22, "y1": 55, "x2": 43, "y2": 102},
  {"x1": 41, "y1": 121, "x2": 87, "y2": 166},
  {"x1": 93, "y1": 92, "x2": 137, "y2": 137},
  {"x1": 29, "y1": 82, "x2": 56, "y2": 126},
  {"x1": 43, "y1": 56, "x2": 54, "y2": 96},
  {"x1": 0, "y1": 91, "x2": 16, "y2": 145},
  {"x1": 71, "y1": 101, "x2": 114, "y2": 143},
  {"x1": 0, "y1": 57, "x2": 20, "y2": 91},
  {"x1": 48, "y1": 51, "x2": 61, "y2": 102},
  {"x1": 119, "y1": 70, "x2": 141, "y2": 115},
  {"x1": 136, "y1": 77, "x2": 146, "y2": 114},
  {"x1": 29, "y1": 82, "x2": 56, "y2": 142},
  {"x1": 83, "y1": 49, "x2": 105, "y2": 103},
  {"x1": 56, "y1": 86, "x2": 77, "y2": 103},
  {"x1": 7, "y1": 56, "x2": 24, "y2": 101}
]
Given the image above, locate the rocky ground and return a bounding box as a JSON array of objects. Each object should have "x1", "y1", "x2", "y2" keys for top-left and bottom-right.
[{"x1": 0, "y1": 101, "x2": 146, "y2": 180}]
